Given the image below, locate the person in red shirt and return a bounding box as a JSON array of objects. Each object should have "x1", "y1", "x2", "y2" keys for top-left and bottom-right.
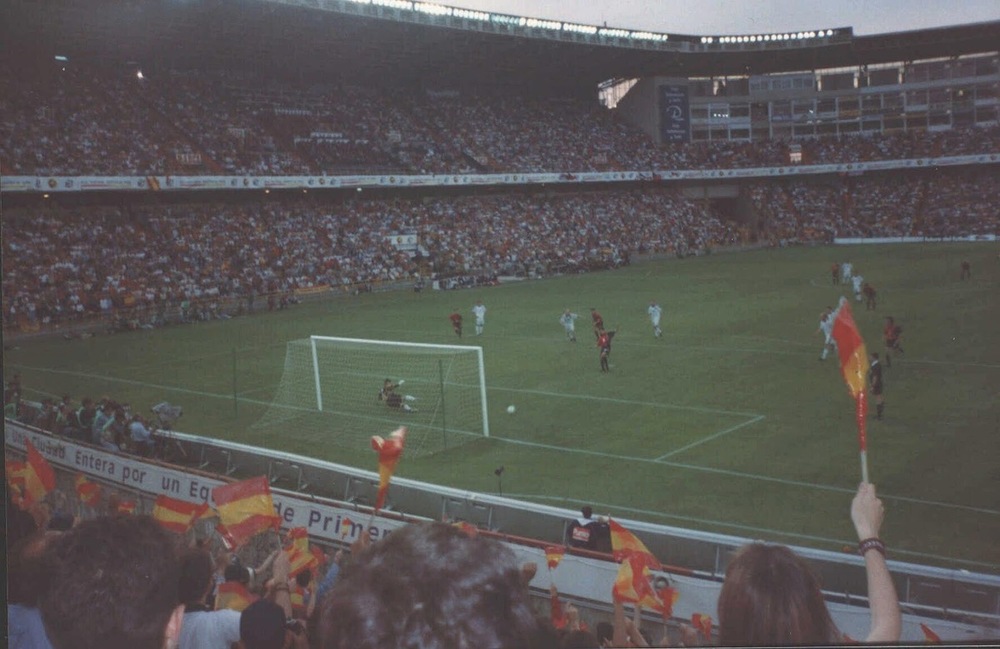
[
  {"x1": 831, "y1": 263, "x2": 841, "y2": 285},
  {"x1": 883, "y1": 317, "x2": 904, "y2": 368},
  {"x1": 449, "y1": 309, "x2": 463, "y2": 337},
  {"x1": 596, "y1": 327, "x2": 617, "y2": 373},
  {"x1": 590, "y1": 308, "x2": 604, "y2": 339}
]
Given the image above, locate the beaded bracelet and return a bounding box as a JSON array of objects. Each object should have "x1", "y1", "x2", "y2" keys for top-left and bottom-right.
[{"x1": 858, "y1": 537, "x2": 886, "y2": 557}]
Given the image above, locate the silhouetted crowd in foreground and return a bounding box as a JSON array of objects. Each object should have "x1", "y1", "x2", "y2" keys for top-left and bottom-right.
[{"x1": 6, "y1": 479, "x2": 901, "y2": 648}]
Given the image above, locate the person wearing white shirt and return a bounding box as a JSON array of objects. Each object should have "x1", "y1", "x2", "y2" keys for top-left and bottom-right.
[
  {"x1": 472, "y1": 300, "x2": 486, "y2": 336},
  {"x1": 647, "y1": 301, "x2": 663, "y2": 338},
  {"x1": 559, "y1": 309, "x2": 578, "y2": 342}
]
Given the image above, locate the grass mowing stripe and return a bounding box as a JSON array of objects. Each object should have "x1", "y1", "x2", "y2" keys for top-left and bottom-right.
[{"x1": 489, "y1": 385, "x2": 763, "y2": 418}]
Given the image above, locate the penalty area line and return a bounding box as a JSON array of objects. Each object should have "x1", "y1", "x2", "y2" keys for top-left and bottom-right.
[{"x1": 655, "y1": 415, "x2": 765, "y2": 461}]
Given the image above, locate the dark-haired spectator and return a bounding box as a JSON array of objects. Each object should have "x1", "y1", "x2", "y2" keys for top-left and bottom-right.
[
  {"x1": 317, "y1": 521, "x2": 548, "y2": 649},
  {"x1": 567, "y1": 505, "x2": 610, "y2": 552},
  {"x1": 716, "y1": 482, "x2": 900, "y2": 645},
  {"x1": 178, "y1": 548, "x2": 242, "y2": 649},
  {"x1": 8, "y1": 532, "x2": 57, "y2": 649},
  {"x1": 38, "y1": 515, "x2": 185, "y2": 649}
]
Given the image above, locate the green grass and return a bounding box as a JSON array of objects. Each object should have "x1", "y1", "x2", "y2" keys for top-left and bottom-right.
[{"x1": 5, "y1": 243, "x2": 1000, "y2": 571}]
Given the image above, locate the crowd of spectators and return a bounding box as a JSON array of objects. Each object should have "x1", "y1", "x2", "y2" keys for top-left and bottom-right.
[
  {"x1": 2, "y1": 189, "x2": 741, "y2": 331},
  {"x1": 3, "y1": 63, "x2": 999, "y2": 177},
  {"x1": 6, "y1": 468, "x2": 902, "y2": 648}
]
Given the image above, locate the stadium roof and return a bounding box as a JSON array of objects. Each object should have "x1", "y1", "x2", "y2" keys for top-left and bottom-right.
[{"x1": 2, "y1": 0, "x2": 998, "y2": 93}]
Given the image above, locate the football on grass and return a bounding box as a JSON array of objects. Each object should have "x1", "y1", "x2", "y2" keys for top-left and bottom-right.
[{"x1": 507, "y1": 405, "x2": 516, "y2": 414}]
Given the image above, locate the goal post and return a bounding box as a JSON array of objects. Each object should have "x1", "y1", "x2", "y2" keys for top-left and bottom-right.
[{"x1": 254, "y1": 336, "x2": 489, "y2": 457}]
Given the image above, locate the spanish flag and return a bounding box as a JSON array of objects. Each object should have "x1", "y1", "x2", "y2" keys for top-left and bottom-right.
[
  {"x1": 23, "y1": 439, "x2": 56, "y2": 507},
  {"x1": 75, "y1": 474, "x2": 101, "y2": 507},
  {"x1": 6, "y1": 459, "x2": 27, "y2": 508},
  {"x1": 215, "y1": 580, "x2": 257, "y2": 612},
  {"x1": 116, "y1": 499, "x2": 136, "y2": 515},
  {"x1": 212, "y1": 476, "x2": 280, "y2": 548},
  {"x1": 655, "y1": 586, "x2": 679, "y2": 620},
  {"x1": 545, "y1": 545, "x2": 565, "y2": 571},
  {"x1": 692, "y1": 613, "x2": 713, "y2": 640},
  {"x1": 609, "y1": 519, "x2": 662, "y2": 570},
  {"x1": 612, "y1": 553, "x2": 661, "y2": 607},
  {"x1": 830, "y1": 296, "x2": 871, "y2": 480},
  {"x1": 152, "y1": 494, "x2": 208, "y2": 534},
  {"x1": 371, "y1": 427, "x2": 407, "y2": 512},
  {"x1": 285, "y1": 527, "x2": 319, "y2": 577}
]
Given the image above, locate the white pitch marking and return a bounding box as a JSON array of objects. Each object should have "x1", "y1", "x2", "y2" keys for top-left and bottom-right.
[{"x1": 654, "y1": 415, "x2": 765, "y2": 461}]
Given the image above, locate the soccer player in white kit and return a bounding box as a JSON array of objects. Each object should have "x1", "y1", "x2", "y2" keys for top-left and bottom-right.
[
  {"x1": 852, "y1": 274, "x2": 864, "y2": 301},
  {"x1": 472, "y1": 300, "x2": 487, "y2": 335},
  {"x1": 841, "y1": 261, "x2": 853, "y2": 284},
  {"x1": 817, "y1": 306, "x2": 836, "y2": 360},
  {"x1": 559, "y1": 309, "x2": 578, "y2": 342},
  {"x1": 647, "y1": 301, "x2": 663, "y2": 338}
]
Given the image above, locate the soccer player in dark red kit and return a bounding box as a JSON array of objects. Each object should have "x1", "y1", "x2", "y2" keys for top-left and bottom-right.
[
  {"x1": 590, "y1": 308, "x2": 604, "y2": 339},
  {"x1": 869, "y1": 352, "x2": 885, "y2": 420},
  {"x1": 883, "y1": 316, "x2": 904, "y2": 367},
  {"x1": 862, "y1": 282, "x2": 877, "y2": 310},
  {"x1": 449, "y1": 309, "x2": 463, "y2": 337},
  {"x1": 596, "y1": 327, "x2": 617, "y2": 373}
]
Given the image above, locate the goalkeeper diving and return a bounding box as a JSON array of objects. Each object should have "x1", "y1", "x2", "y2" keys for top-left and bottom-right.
[{"x1": 379, "y1": 378, "x2": 418, "y2": 413}]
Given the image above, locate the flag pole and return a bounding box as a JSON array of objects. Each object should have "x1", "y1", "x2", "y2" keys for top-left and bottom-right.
[{"x1": 856, "y1": 392, "x2": 869, "y2": 483}]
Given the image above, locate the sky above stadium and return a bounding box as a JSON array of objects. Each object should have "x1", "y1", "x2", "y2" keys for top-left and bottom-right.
[{"x1": 446, "y1": 0, "x2": 999, "y2": 36}]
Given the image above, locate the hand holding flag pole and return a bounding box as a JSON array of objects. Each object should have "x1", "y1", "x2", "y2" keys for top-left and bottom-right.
[{"x1": 830, "y1": 297, "x2": 870, "y2": 482}]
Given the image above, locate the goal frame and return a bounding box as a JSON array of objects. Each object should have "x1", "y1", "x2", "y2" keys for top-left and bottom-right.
[{"x1": 309, "y1": 335, "x2": 490, "y2": 437}]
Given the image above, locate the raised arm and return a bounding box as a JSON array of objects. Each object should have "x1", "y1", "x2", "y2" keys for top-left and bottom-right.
[{"x1": 851, "y1": 482, "x2": 901, "y2": 643}]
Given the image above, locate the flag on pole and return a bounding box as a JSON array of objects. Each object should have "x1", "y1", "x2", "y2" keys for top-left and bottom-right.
[
  {"x1": 830, "y1": 296, "x2": 871, "y2": 481},
  {"x1": 371, "y1": 427, "x2": 407, "y2": 512},
  {"x1": 23, "y1": 439, "x2": 57, "y2": 507},
  {"x1": 212, "y1": 476, "x2": 280, "y2": 547},
  {"x1": 609, "y1": 519, "x2": 662, "y2": 570},
  {"x1": 612, "y1": 553, "x2": 662, "y2": 607},
  {"x1": 74, "y1": 474, "x2": 102, "y2": 507},
  {"x1": 152, "y1": 494, "x2": 208, "y2": 534},
  {"x1": 545, "y1": 545, "x2": 565, "y2": 571},
  {"x1": 285, "y1": 527, "x2": 320, "y2": 577}
]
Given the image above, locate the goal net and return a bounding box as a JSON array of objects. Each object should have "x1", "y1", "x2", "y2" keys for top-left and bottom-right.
[{"x1": 253, "y1": 336, "x2": 489, "y2": 457}]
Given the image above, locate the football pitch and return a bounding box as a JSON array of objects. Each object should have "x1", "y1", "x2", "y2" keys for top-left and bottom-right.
[{"x1": 5, "y1": 243, "x2": 999, "y2": 571}]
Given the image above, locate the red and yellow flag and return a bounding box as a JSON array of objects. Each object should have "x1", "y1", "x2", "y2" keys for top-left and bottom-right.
[
  {"x1": 153, "y1": 494, "x2": 208, "y2": 534},
  {"x1": 215, "y1": 580, "x2": 258, "y2": 612},
  {"x1": 371, "y1": 427, "x2": 407, "y2": 512},
  {"x1": 23, "y1": 439, "x2": 57, "y2": 507},
  {"x1": 75, "y1": 474, "x2": 102, "y2": 507},
  {"x1": 212, "y1": 476, "x2": 280, "y2": 548},
  {"x1": 609, "y1": 519, "x2": 662, "y2": 570},
  {"x1": 692, "y1": 613, "x2": 713, "y2": 640},
  {"x1": 6, "y1": 459, "x2": 27, "y2": 509},
  {"x1": 545, "y1": 545, "x2": 565, "y2": 571},
  {"x1": 830, "y1": 297, "x2": 871, "y2": 478},
  {"x1": 920, "y1": 623, "x2": 941, "y2": 644},
  {"x1": 215, "y1": 523, "x2": 237, "y2": 550},
  {"x1": 116, "y1": 499, "x2": 136, "y2": 515},
  {"x1": 453, "y1": 520, "x2": 479, "y2": 537},
  {"x1": 285, "y1": 527, "x2": 320, "y2": 577},
  {"x1": 612, "y1": 553, "x2": 661, "y2": 607},
  {"x1": 654, "y1": 586, "x2": 679, "y2": 620}
]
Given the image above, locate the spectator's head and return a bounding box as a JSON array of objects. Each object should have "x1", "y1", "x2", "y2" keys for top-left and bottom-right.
[
  {"x1": 39, "y1": 514, "x2": 184, "y2": 649},
  {"x1": 717, "y1": 543, "x2": 838, "y2": 646},
  {"x1": 581, "y1": 505, "x2": 593, "y2": 520},
  {"x1": 295, "y1": 568, "x2": 312, "y2": 589},
  {"x1": 8, "y1": 531, "x2": 55, "y2": 606},
  {"x1": 178, "y1": 548, "x2": 214, "y2": 605},
  {"x1": 240, "y1": 599, "x2": 288, "y2": 649},
  {"x1": 224, "y1": 558, "x2": 254, "y2": 585},
  {"x1": 318, "y1": 521, "x2": 546, "y2": 649}
]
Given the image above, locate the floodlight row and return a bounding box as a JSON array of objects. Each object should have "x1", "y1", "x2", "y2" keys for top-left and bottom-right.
[
  {"x1": 700, "y1": 30, "x2": 837, "y2": 44},
  {"x1": 359, "y1": 0, "x2": 668, "y2": 41}
]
